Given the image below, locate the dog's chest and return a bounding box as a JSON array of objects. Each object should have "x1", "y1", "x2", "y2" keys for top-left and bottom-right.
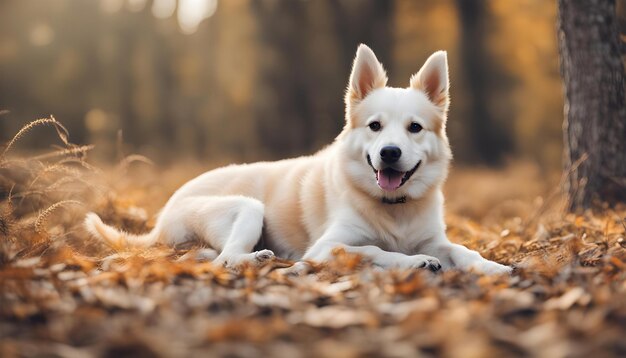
[{"x1": 368, "y1": 208, "x2": 435, "y2": 255}]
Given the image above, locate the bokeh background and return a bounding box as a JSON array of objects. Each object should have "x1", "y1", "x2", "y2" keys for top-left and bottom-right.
[{"x1": 0, "y1": 0, "x2": 564, "y2": 170}]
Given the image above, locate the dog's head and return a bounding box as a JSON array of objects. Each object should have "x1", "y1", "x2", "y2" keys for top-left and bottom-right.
[{"x1": 339, "y1": 44, "x2": 452, "y2": 201}]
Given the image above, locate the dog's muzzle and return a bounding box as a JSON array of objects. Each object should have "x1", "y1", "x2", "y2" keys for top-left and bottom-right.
[{"x1": 367, "y1": 154, "x2": 421, "y2": 192}]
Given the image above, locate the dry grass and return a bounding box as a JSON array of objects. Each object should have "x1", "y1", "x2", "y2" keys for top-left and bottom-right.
[{"x1": 0, "y1": 119, "x2": 625, "y2": 358}]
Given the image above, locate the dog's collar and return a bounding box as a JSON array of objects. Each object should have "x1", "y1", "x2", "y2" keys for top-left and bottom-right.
[{"x1": 382, "y1": 196, "x2": 407, "y2": 205}]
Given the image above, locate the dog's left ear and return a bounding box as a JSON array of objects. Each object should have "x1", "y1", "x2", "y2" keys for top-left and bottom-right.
[{"x1": 410, "y1": 51, "x2": 450, "y2": 111}]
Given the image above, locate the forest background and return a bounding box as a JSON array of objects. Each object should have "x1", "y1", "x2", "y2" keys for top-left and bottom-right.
[{"x1": 0, "y1": 0, "x2": 572, "y2": 171}]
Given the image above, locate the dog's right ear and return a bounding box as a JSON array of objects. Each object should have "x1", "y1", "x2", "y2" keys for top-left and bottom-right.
[{"x1": 345, "y1": 44, "x2": 388, "y2": 112}]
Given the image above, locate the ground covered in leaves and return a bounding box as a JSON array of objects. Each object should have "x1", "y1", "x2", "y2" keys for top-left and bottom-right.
[{"x1": 1, "y1": 118, "x2": 625, "y2": 357}]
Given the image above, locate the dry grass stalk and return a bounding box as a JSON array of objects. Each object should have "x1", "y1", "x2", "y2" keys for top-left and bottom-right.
[
  {"x1": 524, "y1": 152, "x2": 590, "y2": 228},
  {"x1": 32, "y1": 144, "x2": 95, "y2": 161},
  {"x1": 116, "y1": 154, "x2": 155, "y2": 172},
  {"x1": 34, "y1": 200, "x2": 82, "y2": 234},
  {"x1": 1, "y1": 116, "x2": 69, "y2": 159},
  {"x1": 26, "y1": 162, "x2": 85, "y2": 189}
]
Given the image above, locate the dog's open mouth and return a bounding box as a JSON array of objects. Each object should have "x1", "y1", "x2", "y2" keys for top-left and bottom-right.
[{"x1": 367, "y1": 155, "x2": 421, "y2": 192}]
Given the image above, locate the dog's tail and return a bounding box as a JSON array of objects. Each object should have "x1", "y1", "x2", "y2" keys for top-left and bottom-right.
[{"x1": 84, "y1": 212, "x2": 159, "y2": 250}]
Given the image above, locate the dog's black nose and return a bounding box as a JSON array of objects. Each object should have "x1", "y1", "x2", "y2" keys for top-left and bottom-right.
[{"x1": 380, "y1": 146, "x2": 402, "y2": 164}]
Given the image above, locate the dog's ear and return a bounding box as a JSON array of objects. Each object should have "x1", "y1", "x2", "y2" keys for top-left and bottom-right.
[
  {"x1": 410, "y1": 51, "x2": 449, "y2": 111},
  {"x1": 346, "y1": 44, "x2": 388, "y2": 109}
]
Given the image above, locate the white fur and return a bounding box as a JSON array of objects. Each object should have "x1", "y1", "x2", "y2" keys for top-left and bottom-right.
[{"x1": 85, "y1": 45, "x2": 512, "y2": 275}]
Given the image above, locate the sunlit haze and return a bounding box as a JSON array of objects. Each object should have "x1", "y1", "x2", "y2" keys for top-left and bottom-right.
[{"x1": 99, "y1": 0, "x2": 218, "y2": 34}]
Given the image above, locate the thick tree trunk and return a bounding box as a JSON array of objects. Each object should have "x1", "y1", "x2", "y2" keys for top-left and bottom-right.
[{"x1": 558, "y1": 0, "x2": 626, "y2": 210}]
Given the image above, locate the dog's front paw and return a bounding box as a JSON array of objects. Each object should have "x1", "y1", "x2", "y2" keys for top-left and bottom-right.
[
  {"x1": 276, "y1": 261, "x2": 313, "y2": 276},
  {"x1": 400, "y1": 255, "x2": 442, "y2": 272},
  {"x1": 471, "y1": 260, "x2": 513, "y2": 275},
  {"x1": 214, "y1": 249, "x2": 276, "y2": 270},
  {"x1": 254, "y1": 249, "x2": 276, "y2": 263}
]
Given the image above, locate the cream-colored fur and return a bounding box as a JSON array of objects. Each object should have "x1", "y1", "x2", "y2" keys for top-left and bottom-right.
[{"x1": 85, "y1": 45, "x2": 512, "y2": 275}]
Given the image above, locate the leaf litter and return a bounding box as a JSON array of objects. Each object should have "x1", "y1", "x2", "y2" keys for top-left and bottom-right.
[{"x1": 0, "y1": 119, "x2": 625, "y2": 357}]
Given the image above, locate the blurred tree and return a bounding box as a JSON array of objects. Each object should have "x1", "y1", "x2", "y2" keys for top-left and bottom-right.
[
  {"x1": 251, "y1": 0, "x2": 311, "y2": 158},
  {"x1": 329, "y1": 0, "x2": 393, "y2": 131},
  {"x1": 328, "y1": 0, "x2": 393, "y2": 77},
  {"x1": 455, "y1": 0, "x2": 513, "y2": 165},
  {"x1": 251, "y1": 0, "x2": 392, "y2": 158},
  {"x1": 558, "y1": 0, "x2": 626, "y2": 210}
]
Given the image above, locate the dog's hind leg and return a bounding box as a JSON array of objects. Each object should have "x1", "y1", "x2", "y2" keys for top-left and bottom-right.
[{"x1": 167, "y1": 195, "x2": 274, "y2": 268}]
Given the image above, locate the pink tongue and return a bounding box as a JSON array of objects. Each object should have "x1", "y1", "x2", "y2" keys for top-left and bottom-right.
[{"x1": 377, "y1": 170, "x2": 403, "y2": 191}]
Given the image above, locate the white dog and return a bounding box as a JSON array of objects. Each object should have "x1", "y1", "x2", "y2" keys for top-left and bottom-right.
[{"x1": 85, "y1": 45, "x2": 512, "y2": 275}]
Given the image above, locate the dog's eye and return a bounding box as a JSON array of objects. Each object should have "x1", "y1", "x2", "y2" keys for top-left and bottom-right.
[
  {"x1": 408, "y1": 122, "x2": 423, "y2": 133},
  {"x1": 368, "y1": 121, "x2": 381, "y2": 132}
]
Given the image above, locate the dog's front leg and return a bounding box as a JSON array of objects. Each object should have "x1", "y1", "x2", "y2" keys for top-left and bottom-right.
[
  {"x1": 306, "y1": 241, "x2": 441, "y2": 270},
  {"x1": 421, "y1": 235, "x2": 512, "y2": 275},
  {"x1": 343, "y1": 245, "x2": 442, "y2": 271},
  {"x1": 280, "y1": 225, "x2": 441, "y2": 275}
]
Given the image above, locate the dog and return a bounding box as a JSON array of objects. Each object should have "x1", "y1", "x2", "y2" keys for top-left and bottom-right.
[{"x1": 85, "y1": 44, "x2": 512, "y2": 275}]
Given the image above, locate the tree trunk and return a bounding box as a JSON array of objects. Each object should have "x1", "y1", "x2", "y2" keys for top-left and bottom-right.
[
  {"x1": 251, "y1": 0, "x2": 392, "y2": 159},
  {"x1": 558, "y1": 0, "x2": 626, "y2": 211},
  {"x1": 456, "y1": 0, "x2": 513, "y2": 165},
  {"x1": 251, "y1": 1, "x2": 311, "y2": 159}
]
